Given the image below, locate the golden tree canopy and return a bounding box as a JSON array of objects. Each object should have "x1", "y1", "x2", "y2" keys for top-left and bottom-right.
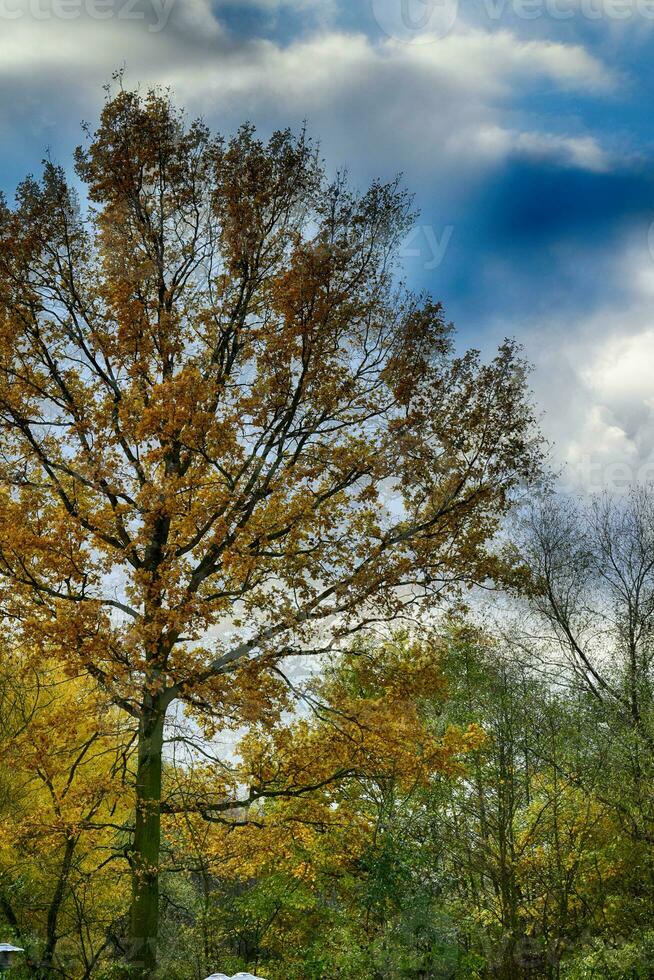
[{"x1": 0, "y1": 88, "x2": 538, "y2": 721}]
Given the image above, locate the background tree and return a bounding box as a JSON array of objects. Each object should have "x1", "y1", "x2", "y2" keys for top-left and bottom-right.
[
  {"x1": 522, "y1": 489, "x2": 654, "y2": 852},
  {"x1": 0, "y1": 648, "x2": 132, "y2": 978},
  {"x1": 0, "y1": 84, "x2": 539, "y2": 974},
  {"x1": 158, "y1": 633, "x2": 482, "y2": 980},
  {"x1": 433, "y1": 627, "x2": 619, "y2": 979}
]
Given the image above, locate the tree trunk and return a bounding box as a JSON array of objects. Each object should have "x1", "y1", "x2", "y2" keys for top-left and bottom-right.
[
  {"x1": 127, "y1": 698, "x2": 165, "y2": 977},
  {"x1": 37, "y1": 834, "x2": 77, "y2": 977}
]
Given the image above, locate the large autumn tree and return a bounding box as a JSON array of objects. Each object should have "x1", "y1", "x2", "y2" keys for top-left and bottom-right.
[{"x1": 0, "y1": 86, "x2": 539, "y2": 975}]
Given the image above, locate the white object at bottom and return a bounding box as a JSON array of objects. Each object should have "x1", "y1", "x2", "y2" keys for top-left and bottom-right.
[{"x1": 204, "y1": 974, "x2": 268, "y2": 980}]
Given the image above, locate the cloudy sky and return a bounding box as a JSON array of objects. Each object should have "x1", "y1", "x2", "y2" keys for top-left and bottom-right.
[{"x1": 2, "y1": 0, "x2": 653, "y2": 491}]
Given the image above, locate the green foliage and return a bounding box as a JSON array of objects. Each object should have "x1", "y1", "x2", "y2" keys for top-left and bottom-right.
[
  {"x1": 5, "y1": 612, "x2": 654, "y2": 978},
  {"x1": 562, "y1": 933, "x2": 654, "y2": 979}
]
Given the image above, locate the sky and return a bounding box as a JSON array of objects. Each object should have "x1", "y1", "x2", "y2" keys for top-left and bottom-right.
[{"x1": 1, "y1": 0, "x2": 652, "y2": 493}]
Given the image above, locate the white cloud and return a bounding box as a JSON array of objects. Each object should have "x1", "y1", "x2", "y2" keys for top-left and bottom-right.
[
  {"x1": 160, "y1": 29, "x2": 613, "y2": 174},
  {"x1": 451, "y1": 124, "x2": 610, "y2": 170},
  {"x1": 0, "y1": 14, "x2": 614, "y2": 179},
  {"x1": 521, "y1": 240, "x2": 654, "y2": 492},
  {"x1": 0, "y1": 5, "x2": 625, "y2": 492},
  {"x1": 583, "y1": 329, "x2": 654, "y2": 408},
  {"x1": 387, "y1": 30, "x2": 613, "y2": 95}
]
